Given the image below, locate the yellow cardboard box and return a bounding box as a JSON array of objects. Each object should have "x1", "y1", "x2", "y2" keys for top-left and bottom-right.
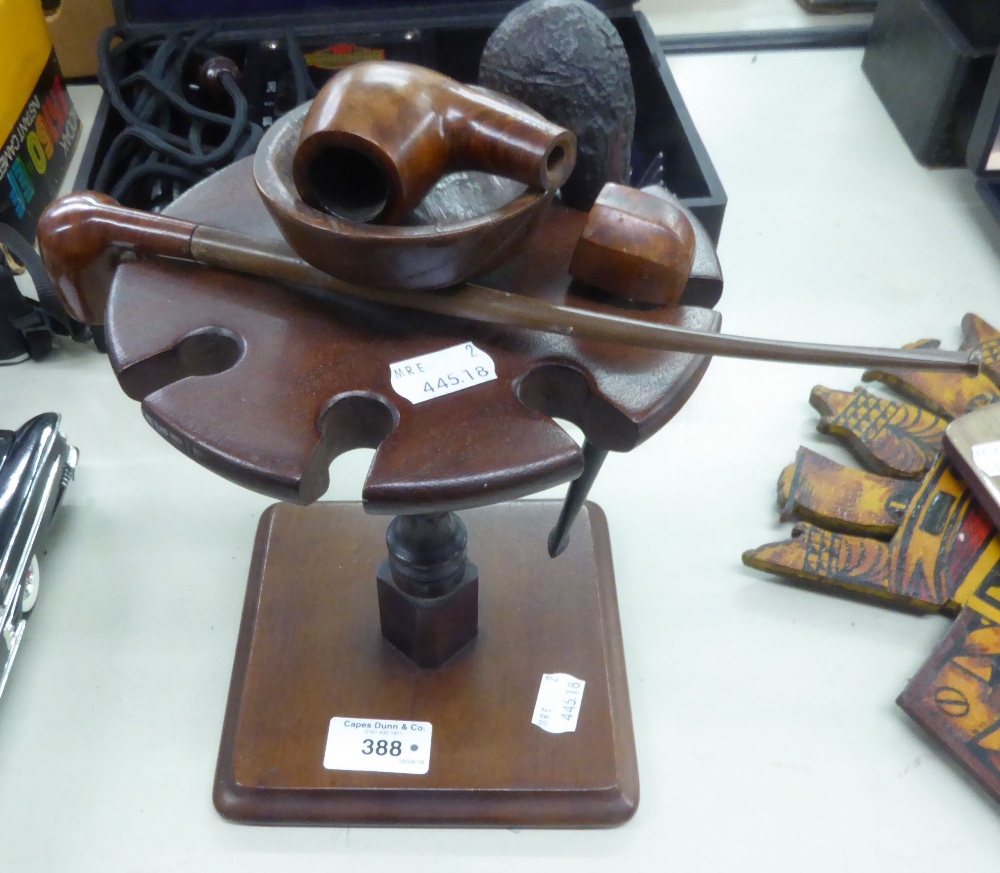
[{"x1": 1, "y1": 0, "x2": 80, "y2": 240}]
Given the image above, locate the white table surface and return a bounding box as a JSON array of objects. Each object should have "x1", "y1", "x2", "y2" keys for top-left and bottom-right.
[
  {"x1": 641, "y1": 0, "x2": 871, "y2": 36},
  {"x1": 2, "y1": 36, "x2": 1000, "y2": 873}
]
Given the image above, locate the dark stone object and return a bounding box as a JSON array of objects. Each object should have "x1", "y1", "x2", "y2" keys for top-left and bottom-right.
[
  {"x1": 376, "y1": 512, "x2": 480, "y2": 668},
  {"x1": 479, "y1": 0, "x2": 636, "y2": 211}
]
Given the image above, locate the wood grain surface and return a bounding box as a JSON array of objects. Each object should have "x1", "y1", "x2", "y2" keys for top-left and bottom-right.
[
  {"x1": 214, "y1": 500, "x2": 638, "y2": 827},
  {"x1": 104, "y1": 158, "x2": 719, "y2": 512},
  {"x1": 293, "y1": 61, "x2": 574, "y2": 223},
  {"x1": 258, "y1": 104, "x2": 557, "y2": 290},
  {"x1": 898, "y1": 607, "x2": 1000, "y2": 805}
]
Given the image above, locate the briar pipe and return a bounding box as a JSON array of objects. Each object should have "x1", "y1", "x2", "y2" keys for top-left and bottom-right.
[
  {"x1": 292, "y1": 61, "x2": 577, "y2": 224},
  {"x1": 36, "y1": 192, "x2": 981, "y2": 375}
]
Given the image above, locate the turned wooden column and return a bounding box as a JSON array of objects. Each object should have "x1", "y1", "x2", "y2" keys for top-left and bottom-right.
[{"x1": 376, "y1": 510, "x2": 479, "y2": 668}]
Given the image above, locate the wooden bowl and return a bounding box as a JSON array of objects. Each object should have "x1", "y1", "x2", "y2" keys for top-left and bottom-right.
[{"x1": 253, "y1": 104, "x2": 554, "y2": 291}]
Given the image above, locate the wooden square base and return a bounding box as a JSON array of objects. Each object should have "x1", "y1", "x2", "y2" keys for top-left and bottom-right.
[{"x1": 214, "y1": 500, "x2": 638, "y2": 827}]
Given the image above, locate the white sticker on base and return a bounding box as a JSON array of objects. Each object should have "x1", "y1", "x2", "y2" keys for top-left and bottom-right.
[
  {"x1": 389, "y1": 342, "x2": 497, "y2": 404},
  {"x1": 531, "y1": 673, "x2": 586, "y2": 734},
  {"x1": 323, "y1": 717, "x2": 432, "y2": 774},
  {"x1": 973, "y1": 440, "x2": 1000, "y2": 477}
]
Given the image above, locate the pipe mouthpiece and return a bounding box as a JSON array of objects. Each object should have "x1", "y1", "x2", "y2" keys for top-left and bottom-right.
[{"x1": 540, "y1": 132, "x2": 575, "y2": 190}]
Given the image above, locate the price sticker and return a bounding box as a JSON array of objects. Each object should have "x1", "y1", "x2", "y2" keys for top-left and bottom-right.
[
  {"x1": 531, "y1": 673, "x2": 586, "y2": 734},
  {"x1": 973, "y1": 440, "x2": 1000, "y2": 477},
  {"x1": 389, "y1": 342, "x2": 497, "y2": 404},
  {"x1": 323, "y1": 717, "x2": 432, "y2": 775}
]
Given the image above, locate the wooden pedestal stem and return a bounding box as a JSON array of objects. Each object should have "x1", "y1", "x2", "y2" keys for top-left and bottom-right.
[{"x1": 376, "y1": 511, "x2": 480, "y2": 668}]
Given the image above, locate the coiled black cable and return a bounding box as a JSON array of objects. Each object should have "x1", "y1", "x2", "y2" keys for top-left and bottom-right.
[{"x1": 94, "y1": 25, "x2": 263, "y2": 209}]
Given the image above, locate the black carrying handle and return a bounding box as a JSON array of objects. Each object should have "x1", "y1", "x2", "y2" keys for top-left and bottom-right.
[{"x1": 0, "y1": 224, "x2": 92, "y2": 359}]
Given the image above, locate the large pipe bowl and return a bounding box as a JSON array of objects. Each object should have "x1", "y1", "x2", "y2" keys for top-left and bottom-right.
[{"x1": 254, "y1": 104, "x2": 555, "y2": 292}]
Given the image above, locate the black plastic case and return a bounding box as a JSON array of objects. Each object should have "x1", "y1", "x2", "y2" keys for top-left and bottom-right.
[
  {"x1": 862, "y1": 0, "x2": 1000, "y2": 168},
  {"x1": 75, "y1": 0, "x2": 726, "y2": 241},
  {"x1": 967, "y1": 53, "x2": 1000, "y2": 222}
]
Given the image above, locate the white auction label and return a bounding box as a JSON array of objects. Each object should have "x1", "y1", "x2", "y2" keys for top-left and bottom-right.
[
  {"x1": 531, "y1": 673, "x2": 586, "y2": 734},
  {"x1": 973, "y1": 440, "x2": 1000, "y2": 477},
  {"x1": 323, "y1": 717, "x2": 432, "y2": 774},
  {"x1": 389, "y1": 342, "x2": 497, "y2": 404}
]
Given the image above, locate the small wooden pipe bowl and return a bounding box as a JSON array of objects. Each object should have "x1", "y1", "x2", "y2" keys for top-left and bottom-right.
[
  {"x1": 570, "y1": 183, "x2": 698, "y2": 307},
  {"x1": 293, "y1": 61, "x2": 576, "y2": 224},
  {"x1": 256, "y1": 103, "x2": 561, "y2": 291}
]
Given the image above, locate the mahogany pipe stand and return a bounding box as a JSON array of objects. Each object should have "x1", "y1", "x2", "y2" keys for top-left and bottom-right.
[{"x1": 98, "y1": 159, "x2": 723, "y2": 827}]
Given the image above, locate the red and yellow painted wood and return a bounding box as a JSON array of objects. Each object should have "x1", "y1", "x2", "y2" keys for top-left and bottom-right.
[
  {"x1": 810, "y1": 386, "x2": 947, "y2": 479},
  {"x1": 777, "y1": 447, "x2": 918, "y2": 537},
  {"x1": 744, "y1": 314, "x2": 1000, "y2": 805},
  {"x1": 899, "y1": 595, "x2": 1000, "y2": 805},
  {"x1": 745, "y1": 454, "x2": 1000, "y2": 612},
  {"x1": 862, "y1": 338, "x2": 1000, "y2": 420}
]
